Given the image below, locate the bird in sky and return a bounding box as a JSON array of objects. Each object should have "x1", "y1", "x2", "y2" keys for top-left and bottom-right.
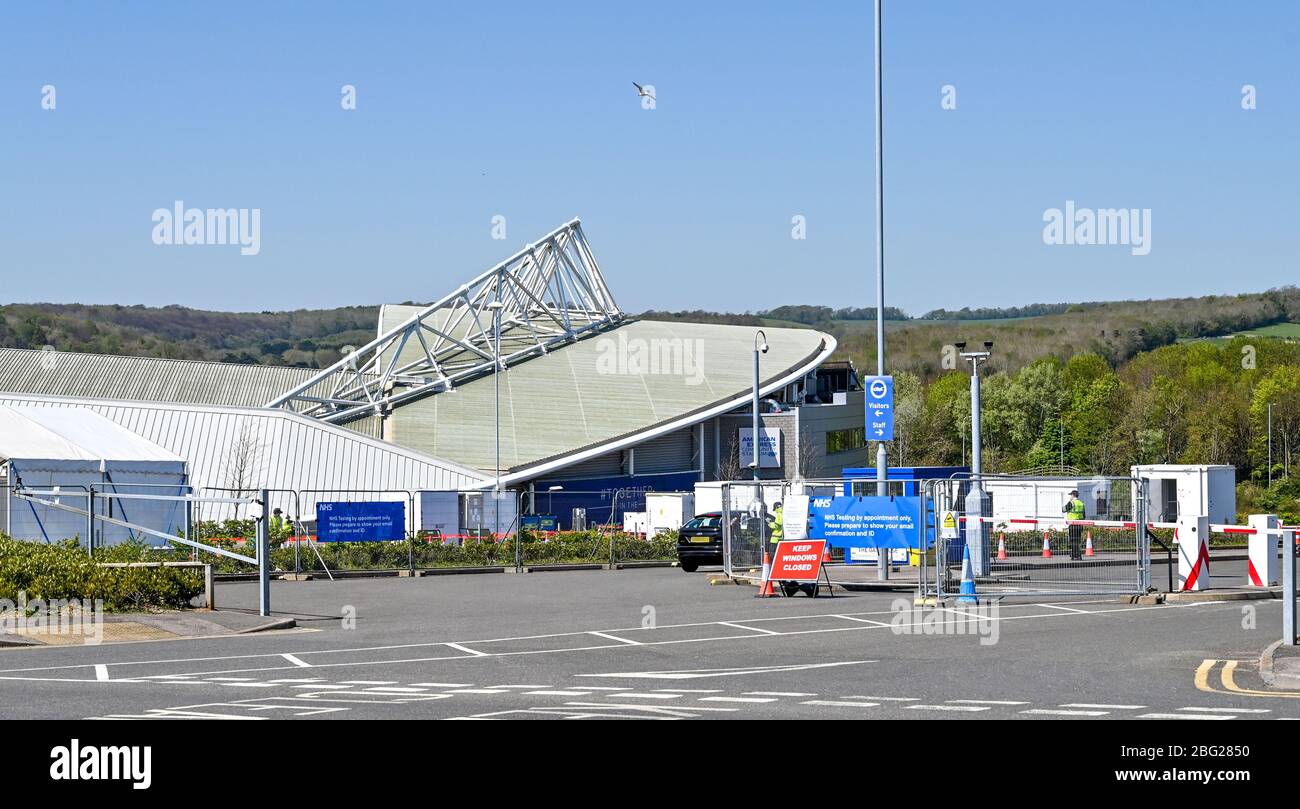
[{"x1": 632, "y1": 82, "x2": 655, "y2": 100}]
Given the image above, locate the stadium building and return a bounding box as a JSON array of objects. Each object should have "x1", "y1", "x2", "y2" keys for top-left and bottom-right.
[{"x1": 0, "y1": 220, "x2": 868, "y2": 538}]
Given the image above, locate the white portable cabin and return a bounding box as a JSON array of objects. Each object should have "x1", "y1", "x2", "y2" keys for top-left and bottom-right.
[
  {"x1": 1131, "y1": 464, "x2": 1236, "y2": 525},
  {"x1": 645, "y1": 492, "x2": 696, "y2": 535},
  {"x1": 693, "y1": 481, "x2": 786, "y2": 517},
  {"x1": 0, "y1": 406, "x2": 188, "y2": 546},
  {"x1": 983, "y1": 478, "x2": 1116, "y2": 523}
]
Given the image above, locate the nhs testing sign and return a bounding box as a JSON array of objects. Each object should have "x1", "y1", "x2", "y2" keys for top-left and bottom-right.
[
  {"x1": 807, "y1": 495, "x2": 922, "y2": 549},
  {"x1": 865, "y1": 375, "x2": 894, "y2": 441},
  {"x1": 316, "y1": 501, "x2": 406, "y2": 542}
]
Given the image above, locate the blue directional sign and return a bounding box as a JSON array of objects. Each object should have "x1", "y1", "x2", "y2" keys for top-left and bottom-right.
[{"x1": 864, "y1": 375, "x2": 894, "y2": 441}]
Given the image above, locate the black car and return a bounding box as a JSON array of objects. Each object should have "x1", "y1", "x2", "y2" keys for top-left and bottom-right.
[{"x1": 676, "y1": 513, "x2": 726, "y2": 572}]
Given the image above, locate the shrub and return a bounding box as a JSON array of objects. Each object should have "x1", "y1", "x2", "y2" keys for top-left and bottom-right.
[{"x1": 0, "y1": 535, "x2": 203, "y2": 611}]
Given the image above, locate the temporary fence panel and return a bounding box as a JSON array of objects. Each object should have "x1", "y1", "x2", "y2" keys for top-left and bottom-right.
[{"x1": 926, "y1": 475, "x2": 1149, "y2": 598}]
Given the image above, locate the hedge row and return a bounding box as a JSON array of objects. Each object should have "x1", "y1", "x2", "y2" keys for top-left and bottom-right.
[{"x1": 0, "y1": 536, "x2": 204, "y2": 612}]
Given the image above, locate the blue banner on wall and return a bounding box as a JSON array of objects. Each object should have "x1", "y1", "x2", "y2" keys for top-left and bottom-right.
[
  {"x1": 807, "y1": 495, "x2": 923, "y2": 549},
  {"x1": 316, "y1": 501, "x2": 406, "y2": 542}
]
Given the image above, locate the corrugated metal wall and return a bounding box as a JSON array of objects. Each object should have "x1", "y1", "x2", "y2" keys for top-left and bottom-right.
[
  {"x1": 629, "y1": 427, "x2": 695, "y2": 474},
  {"x1": 0, "y1": 394, "x2": 489, "y2": 520}
]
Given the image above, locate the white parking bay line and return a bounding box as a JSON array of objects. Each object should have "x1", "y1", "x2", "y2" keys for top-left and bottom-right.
[
  {"x1": 906, "y1": 704, "x2": 989, "y2": 712},
  {"x1": 445, "y1": 642, "x2": 488, "y2": 657},
  {"x1": 948, "y1": 699, "x2": 1029, "y2": 706},
  {"x1": 363, "y1": 687, "x2": 429, "y2": 694},
  {"x1": 588, "y1": 631, "x2": 642, "y2": 646},
  {"x1": 524, "y1": 690, "x2": 593, "y2": 696},
  {"x1": 293, "y1": 684, "x2": 352, "y2": 690},
  {"x1": 608, "y1": 692, "x2": 684, "y2": 700},
  {"x1": 1061, "y1": 703, "x2": 1146, "y2": 710},
  {"x1": 717, "y1": 621, "x2": 781, "y2": 636},
  {"x1": 699, "y1": 696, "x2": 778, "y2": 704},
  {"x1": 832, "y1": 615, "x2": 892, "y2": 627},
  {"x1": 281, "y1": 654, "x2": 312, "y2": 668},
  {"x1": 746, "y1": 691, "x2": 816, "y2": 697},
  {"x1": 845, "y1": 695, "x2": 919, "y2": 702},
  {"x1": 1138, "y1": 713, "x2": 1235, "y2": 720},
  {"x1": 801, "y1": 700, "x2": 880, "y2": 708},
  {"x1": 1179, "y1": 707, "x2": 1271, "y2": 714},
  {"x1": 338, "y1": 680, "x2": 397, "y2": 685},
  {"x1": 95, "y1": 665, "x2": 109, "y2": 682},
  {"x1": 446, "y1": 688, "x2": 511, "y2": 695},
  {"x1": 1035, "y1": 603, "x2": 1089, "y2": 614},
  {"x1": 410, "y1": 683, "x2": 474, "y2": 688},
  {"x1": 1021, "y1": 708, "x2": 1109, "y2": 717},
  {"x1": 655, "y1": 688, "x2": 723, "y2": 693}
]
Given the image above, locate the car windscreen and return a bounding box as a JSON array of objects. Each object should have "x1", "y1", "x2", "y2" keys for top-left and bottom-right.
[{"x1": 684, "y1": 516, "x2": 721, "y2": 529}]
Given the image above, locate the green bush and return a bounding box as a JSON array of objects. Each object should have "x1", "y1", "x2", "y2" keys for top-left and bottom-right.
[{"x1": 0, "y1": 535, "x2": 203, "y2": 612}]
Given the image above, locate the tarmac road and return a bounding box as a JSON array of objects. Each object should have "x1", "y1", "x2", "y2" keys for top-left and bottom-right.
[{"x1": 0, "y1": 566, "x2": 1295, "y2": 720}]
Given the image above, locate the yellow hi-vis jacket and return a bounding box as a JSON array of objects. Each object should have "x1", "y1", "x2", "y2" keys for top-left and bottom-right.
[
  {"x1": 1065, "y1": 498, "x2": 1085, "y2": 521},
  {"x1": 769, "y1": 506, "x2": 784, "y2": 544}
]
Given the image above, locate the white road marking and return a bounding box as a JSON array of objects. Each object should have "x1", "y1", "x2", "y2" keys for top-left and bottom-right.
[
  {"x1": 906, "y1": 704, "x2": 989, "y2": 712},
  {"x1": 95, "y1": 665, "x2": 109, "y2": 681},
  {"x1": 578, "y1": 686, "x2": 632, "y2": 690},
  {"x1": 563, "y1": 701, "x2": 739, "y2": 715},
  {"x1": 1021, "y1": 708, "x2": 1109, "y2": 717},
  {"x1": 488, "y1": 685, "x2": 552, "y2": 689},
  {"x1": 267, "y1": 678, "x2": 324, "y2": 683},
  {"x1": 362, "y1": 687, "x2": 429, "y2": 694},
  {"x1": 947, "y1": 699, "x2": 1029, "y2": 706},
  {"x1": 444, "y1": 643, "x2": 487, "y2": 657},
  {"x1": 292, "y1": 684, "x2": 352, "y2": 690},
  {"x1": 1061, "y1": 703, "x2": 1145, "y2": 710},
  {"x1": 699, "y1": 696, "x2": 778, "y2": 704},
  {"x1": 1035, "y1": 603, "x2": 1090, "y2": 614},
  {"x1": 446, "y1": 688, "x2": 511, "y2": 695},
  {"x1": 222, "y1": 682, "x2": 280, "y2": 688},
  {"x1": 608, "y1": 692, "x2": 684, "y2": 700},
  {"x1": 410, "y1": 682, "x2": 474, "y2": 688},
  {"x1": 655, "y1": 688, "x2": 723, "y2": 693},
  {"x1": 587, "y1": 631, "x2": 642, "y2": 646},
  {"x1": 524, "y1": 690, "x2": 592, "y2": 696},
  {"x1": 1178, "y1": 707, "x2": 1271, "y2": 714},
  {"x1": 338, "y1": 680, "x2": 398, "y2": 685},
  {"x1": 717, "y1": 621, "x2": 781, "y2": 635},
  {"x1": 831, "y1": 614, "x2": 892, "y2": 627},
  {"x1": 801, "y1": 700, "x2": 880, "y2": 708},
  {"x1": 1138, "y1": 712, "x2": 1235, "y2": 720},
  {"x1": 746, "y1": 691, "x2": 816, "y2": 697},
  {"x1": 205, "y1": 677, "x2": 254, "y2": 682},
  {"x1": 578, "y1": 661, "x2": 871, "y2": 681},
  {"x1": 281, "y1": 654, "x2": 312, "y2": 668}
]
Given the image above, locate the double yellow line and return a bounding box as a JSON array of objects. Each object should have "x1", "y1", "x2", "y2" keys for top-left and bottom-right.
[{"x1": 1195, "y1": 659, "x2": 1300, "y2": 699}]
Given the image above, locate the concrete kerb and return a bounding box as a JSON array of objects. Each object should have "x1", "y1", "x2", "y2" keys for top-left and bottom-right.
[{"x1": 1260, "y1": 639, "x2": 1300, "y2": 689}]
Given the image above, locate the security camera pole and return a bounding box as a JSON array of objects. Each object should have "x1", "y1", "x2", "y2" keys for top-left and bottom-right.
[
  {"x1": 958, "y1": 340, "x2": 994, "y2": 576},
  {"x1": 752, "y1": 330, "x2": 768, "y2": 482}
]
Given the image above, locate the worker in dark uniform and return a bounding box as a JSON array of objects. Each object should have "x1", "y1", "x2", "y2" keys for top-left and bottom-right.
[{"x1": 1063, "y1": 489, "x2": 1086, "y2": 560}]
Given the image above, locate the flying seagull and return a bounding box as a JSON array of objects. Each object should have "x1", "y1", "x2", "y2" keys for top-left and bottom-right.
[{"x1": 632, "y1": 82, "x2": 655, "y2": 100}]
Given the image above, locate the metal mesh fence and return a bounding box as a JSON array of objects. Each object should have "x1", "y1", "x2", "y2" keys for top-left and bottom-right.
[{"x1": 929, "y1": 475, "x2": 1149, "y2": 598}]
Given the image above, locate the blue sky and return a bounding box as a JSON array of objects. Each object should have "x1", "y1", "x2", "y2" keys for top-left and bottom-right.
[{"x1": 1, "y1": 1, "x2": 1295, "y2": 315}]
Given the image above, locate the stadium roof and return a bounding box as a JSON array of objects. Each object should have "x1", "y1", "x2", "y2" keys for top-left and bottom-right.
[
  {"x1": 0, "y1": 347, "x2": 333, "y2": 408},
  {"x1": 376, "y1": 308, "x2": 836, "y2": 481}
]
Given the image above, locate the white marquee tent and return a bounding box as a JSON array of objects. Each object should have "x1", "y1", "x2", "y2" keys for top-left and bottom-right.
[{"x1": 0, "y1": 406, "x2": 188, "y2": 546}]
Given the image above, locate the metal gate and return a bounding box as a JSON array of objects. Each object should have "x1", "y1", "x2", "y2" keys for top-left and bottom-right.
[{"x1": 925, "y1": 475, "x2": 1150, "y2": 598}]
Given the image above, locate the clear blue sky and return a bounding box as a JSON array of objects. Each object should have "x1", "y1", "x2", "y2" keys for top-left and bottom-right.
[{"x1": 1, "y1": 1, "x2": 1295, "y2": 315}]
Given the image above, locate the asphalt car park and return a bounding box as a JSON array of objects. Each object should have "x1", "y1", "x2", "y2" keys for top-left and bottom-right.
[{"x1": 1, "y1": 567, "x2": 1296, "y2": 720}]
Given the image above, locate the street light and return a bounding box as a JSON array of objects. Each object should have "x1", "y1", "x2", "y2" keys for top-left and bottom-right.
[
  {"x1": 958, "y1": 340, "x2": 993, "y2": 576},
  {"x1": 487, "y1": 296, "x2": 505, "y2": 546},
  {"x1": 752, "y1": 330, "x2": 768, "y2": 482}
]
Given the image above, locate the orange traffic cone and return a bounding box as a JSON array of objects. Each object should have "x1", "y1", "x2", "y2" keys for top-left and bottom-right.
[
  {"x1": 821, "y1": 543, "x2": 833, "y2": 565},
  {"x1": 997, "y1": 532, "x2": 1008, "y2": 560},
  {"x1": 756, "y1": 550, "x2": 776, "y2": 598},
  {"x1": 1084, "y1": 531, "x2": 1095, "y2": 557},
  {"x1": 1041, "y1": 532, "x2": 1053, "y2": 558}
]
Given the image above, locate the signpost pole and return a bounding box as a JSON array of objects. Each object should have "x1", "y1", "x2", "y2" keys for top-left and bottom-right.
[
  {"x1": 872, "y1": 0, "x2": 888, "y2": 581},
  {"x1": 258, "y1": 488, "x2": 270, "y2": 618}
]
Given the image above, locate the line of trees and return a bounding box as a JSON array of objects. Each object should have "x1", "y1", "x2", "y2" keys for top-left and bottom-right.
[{"x1": 886, "y1": 337, "x2": 1300, "y2": 519}]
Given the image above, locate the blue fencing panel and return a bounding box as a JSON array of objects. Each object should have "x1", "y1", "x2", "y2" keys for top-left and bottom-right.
[
  {"x1": 808, "y1": 495, "x2": 923, "y2": 550},
  {"x1": 316, "y1": 501, "x2": 406, "y2": 542}
]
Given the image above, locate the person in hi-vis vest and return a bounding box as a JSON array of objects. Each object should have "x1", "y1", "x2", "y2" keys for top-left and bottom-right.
[
  {"x1": 1063, "y1": 490, "x2": 1086, "y2": 559},
  {"x1": 768, "y1": 502, "x2": 784, "y2": 549}
]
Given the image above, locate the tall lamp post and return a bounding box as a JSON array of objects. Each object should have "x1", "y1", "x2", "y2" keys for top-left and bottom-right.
[
  {"x1": 871, "y1": 0, "x2": 891, "y2": 580},
  {"x1": 487, "y1": 295, "x2": 505, "y2": 550},
  {"x1": 751, "y1": 330, "x2": 769, "y2": 482},
  {"x1": 957, "y1": 340, "x2": 993, "y2": 576}
]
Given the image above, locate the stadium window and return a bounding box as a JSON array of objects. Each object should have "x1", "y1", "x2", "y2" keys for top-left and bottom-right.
[{"x1": 825, "y1": 426, "x2": 866, "y2": 455}]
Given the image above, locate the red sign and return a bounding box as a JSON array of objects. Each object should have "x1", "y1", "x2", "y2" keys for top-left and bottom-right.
[{"x1": 768, "y1": 540, "x2": 826, "y2": 582}]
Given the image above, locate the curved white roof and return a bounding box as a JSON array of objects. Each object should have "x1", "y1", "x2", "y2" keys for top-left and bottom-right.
[{"x1": 0, "y1": 406, "x2": 183, "y2": 464}]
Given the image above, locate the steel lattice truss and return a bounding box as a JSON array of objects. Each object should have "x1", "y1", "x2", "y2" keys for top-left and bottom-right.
[{"x1": 266, "y1": 219, "x2": 622, "y2": 423}]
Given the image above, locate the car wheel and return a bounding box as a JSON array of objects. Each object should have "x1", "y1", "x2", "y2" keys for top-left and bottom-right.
[{"x1": 680, "y1": 560, "x2": 698, "y2": 573}]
